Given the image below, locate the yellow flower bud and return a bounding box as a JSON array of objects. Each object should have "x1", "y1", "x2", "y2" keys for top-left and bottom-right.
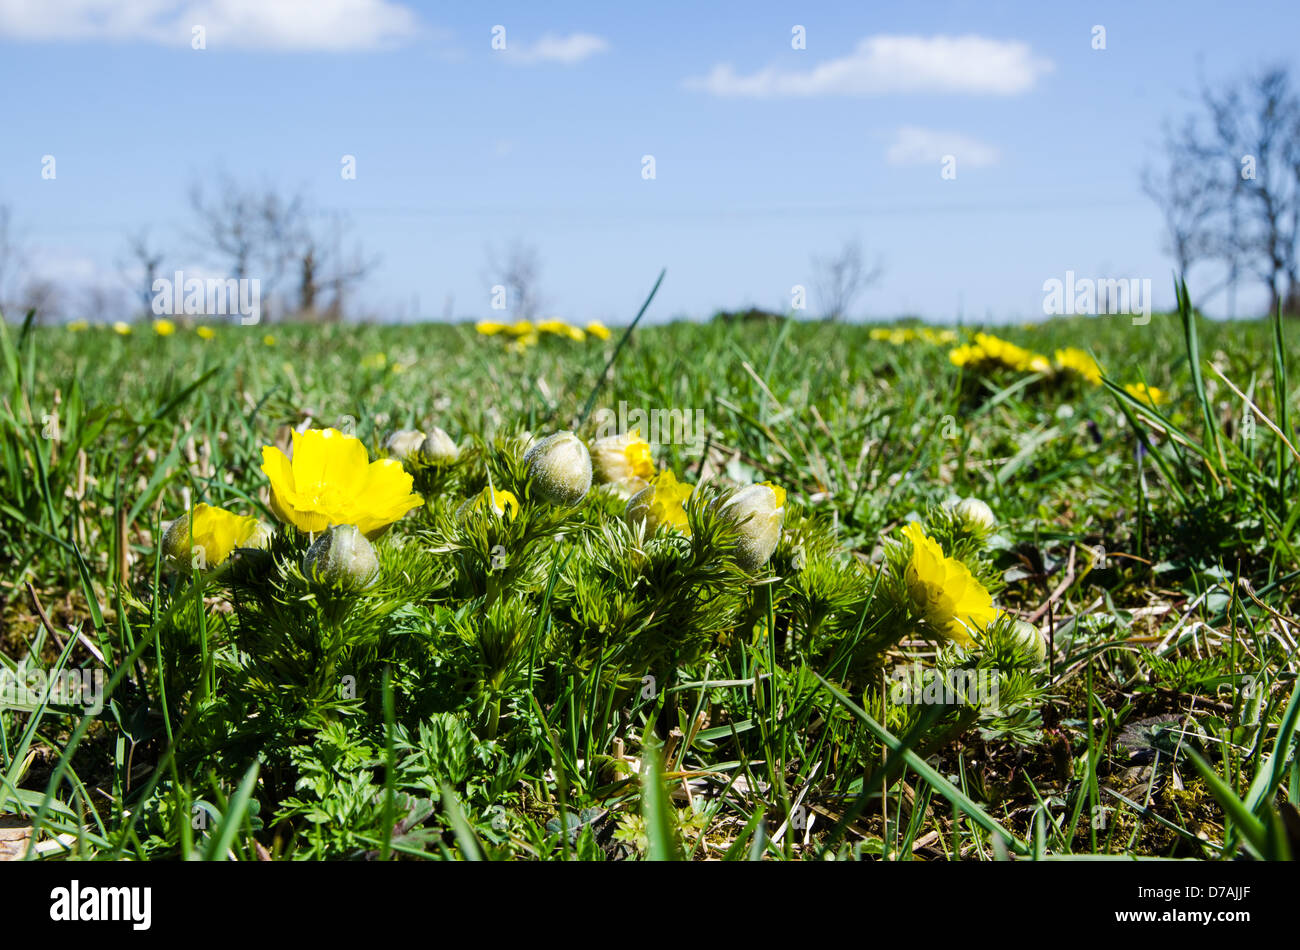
[
  {"x1": 302, "y1": 524, "x2": 379, "y2": 592},
  {"x1": 458, "y1": 486, "x2": 520, "y2": 521},
  {"x1": 244, "y1": 521, "x2": 274, "y2": 551},
  {"x1": 419, "y1": 426, "x2": 460, "y2": 465},
  {"x1": 718, "y1": 481, "x2": 786, "y2": 571},
  {"x1": 1011, "y1": 619, "x2": 1047, "y2": 663},
  {"x1": 384, "y1": 429, "x2": 426, "y2": 467},
  {"x1": 523, "y1": 431, "x2": 591, "y2": 507},
  {"x1": 626, "y1": 470, "x2": 693, "y2": 535},
  {"x1": 161, "y1": 503, "x2": 262, "y2": 572},
  {"x1": 589, "y1": 430, "x2": 654, "y2": 484}
]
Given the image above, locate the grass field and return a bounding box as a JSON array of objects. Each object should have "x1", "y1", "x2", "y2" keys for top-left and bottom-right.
[{"x1": 2, "y1": 284, "x2": 1298, "y2": 861}]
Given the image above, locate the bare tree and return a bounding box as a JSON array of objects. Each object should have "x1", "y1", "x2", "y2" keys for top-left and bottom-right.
[
  {"x1": 296, "y1": 212, "x2": 378, "y2": 322},
  {"x1": 17, "y1": 276, "x2": 63, "y2": 325},
  {"x1": 119, "y1": 229, "x2": 166, "y2": 318},
  {"x1": 485, "y1": 239, "x2": 546, "y2": 321},
  {"x1": 1149, "y1": 66, "x2": 1300, "y2": 315},
  {"x1": 188, "y1": 175, "x2": 307, "y2": 321},
  {"x1": 80, "y1": 282, "x2": 127, "y2": 323},
  {"x1": 0, "y1": 203, "x2": 26, "y2": 316},
  {"x1": 811, "y1": 239, "x2": 883, "y2": 320},
  {"x1": 1141, "y1": 125, "x2": 1221, "y2": 279}
]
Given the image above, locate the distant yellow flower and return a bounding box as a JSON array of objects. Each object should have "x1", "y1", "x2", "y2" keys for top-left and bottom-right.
[
  {"x1": 901, "y1": 522, "x2": 996, "y2": 645},
  {"x1": 509, "y1": 320, "x2": 534, "y2": 337},
  {"x1": 113, "y1": 321, "x2": 132, "y2": 336},
  {"x1": 260, "y1": 427, "x2": 424, "y2": 538},
  {"x1": 476, "y1": 320, "x2": 509, "y2": 336},
  {"x1": 162, "y1": 503, "x2": 264, "y2": 571},
  {"x1": 948, "y1": 344, "x2": 980, "y2": 368},
  {"x1": 1124, "y1": 382, "x2": 1167, "y2": 407},
  {"x1": 626, "y1": 470, "x2": 693, "y2": 535},
  {"x1": 262, "y1": 334, "x2": 276, "y2": 346},
  {"x1": 197, "y1": 325, "x2": 216, "y2": 340},
  {"x1": 68, "y1": 320, "x2": 90, "y2": 332},
  {"x1": 536, "y1": 319, "x2": 585, "y2": 342},
  {"x1": 950, "y1": 333, "x2": 1050, "y2": 375},
  {"x1": 870, "y1": 327, "x2": 928, "y2": 345},
  {"x1": 1054, "y1": 347, "x2": 1102, "y2": 385},
  {"x1": 506, "y1": 333, "x2": 538, "y2": 353},
  {"x1": 585, "y1": 321, "x2": 611, "y2": 341},
  {"x1": 920, "y1": 328, "x2": 958, "y2": 345},
  {"x1": 152, "y1": 318, "x2": 176, "y2": 336}
]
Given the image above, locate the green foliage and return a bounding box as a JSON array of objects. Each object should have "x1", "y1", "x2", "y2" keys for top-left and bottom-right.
[{"x1": 2, "y1": 290, "x2": 1298, "y2": 861}]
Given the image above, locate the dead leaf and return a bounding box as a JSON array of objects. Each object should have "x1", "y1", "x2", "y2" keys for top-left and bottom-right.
[{"x1": 0, "y1": 816, "x2": 33, "y2": 861}]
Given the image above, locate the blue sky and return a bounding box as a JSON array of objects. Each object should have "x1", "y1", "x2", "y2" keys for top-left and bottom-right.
[{"x1": 0, "y1": 0, "x2": 1295, "y2": 324}]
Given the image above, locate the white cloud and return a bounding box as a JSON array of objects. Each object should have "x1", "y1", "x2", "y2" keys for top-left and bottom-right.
[
  {"x1": 885, "y1": 126, "x2": 1000, "y2": 167},
  {"x1": 505, "y1": 32, "x2": 609, "y2": 65},
  {"x1": 685, "y1": 34, "x2": 1052, "y2": 98},
  {"x1": 0, "y1": 0, "x2": 422, "y2": 51}
]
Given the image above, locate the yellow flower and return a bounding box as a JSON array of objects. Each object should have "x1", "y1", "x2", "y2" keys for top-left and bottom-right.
[
  {"x1": 1025, "y1": 352, "x2": 1052, "y2": 373},
  {"x1": 260, "y1": 427, "x2": 424, "y2": 538},
  {"x1": 476, "y1": 320, "x2": 510, "y2": 336},
  {"x1": 950, "y1": 333, "x2": 1050, "y2": 375},
  {"x1": 162, "y1": 503, "x2": 264, "y2": 571},
  {"x1": 113, "y1": 321, "x2": 132, "y2": 336},
  {"x1": 152, "y1": 318, "x2": 176, "y2": 336},
  {"x1": 197, "y1": 325, "x2": 216, "y2": 340},
  {"x1": 585, "y1": 321, "x2": 611, "y2": 341},
  {"x1": 504, "y1": 325, "x2": 540, "y2": 351},
  {"x1": 590, "y1": 429, "x2": 655, "y2": 483},
  {"x1": 901, "y1": 522, "x2": 996, "y2": 645},
  {"x1": 626, "y1": 470, "x2": 693, "y2": 535},
  {"x1": 920, "y1": 328, "x2": 958, "y2": 345},
  {"x1": 262, "y1": 334, "x2": 277, "y2": 346},
  {"x1": 1054, "y1": 347, "x2": 1102, "y2": 385},
  {"x1": 948, "y1": 343, "x2": 980, "y2": 368},
  {"x1": 536, "y1": 319, "x2": 586, "y2": 342},
  {"x1": 68, "y1": 320, "x2": 90, "y2": 332},
  {"x1": 467, "y1": 486, "x2": 520, "y2": 520},
  {"x1": 1124, "y1": 382, "x2": 1167, "y2": 407}
]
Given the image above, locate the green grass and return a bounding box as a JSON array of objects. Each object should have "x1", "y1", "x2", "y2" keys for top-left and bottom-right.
[{"x1": 1, "y1": 289, "x2": 1298, "y2": 861}]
